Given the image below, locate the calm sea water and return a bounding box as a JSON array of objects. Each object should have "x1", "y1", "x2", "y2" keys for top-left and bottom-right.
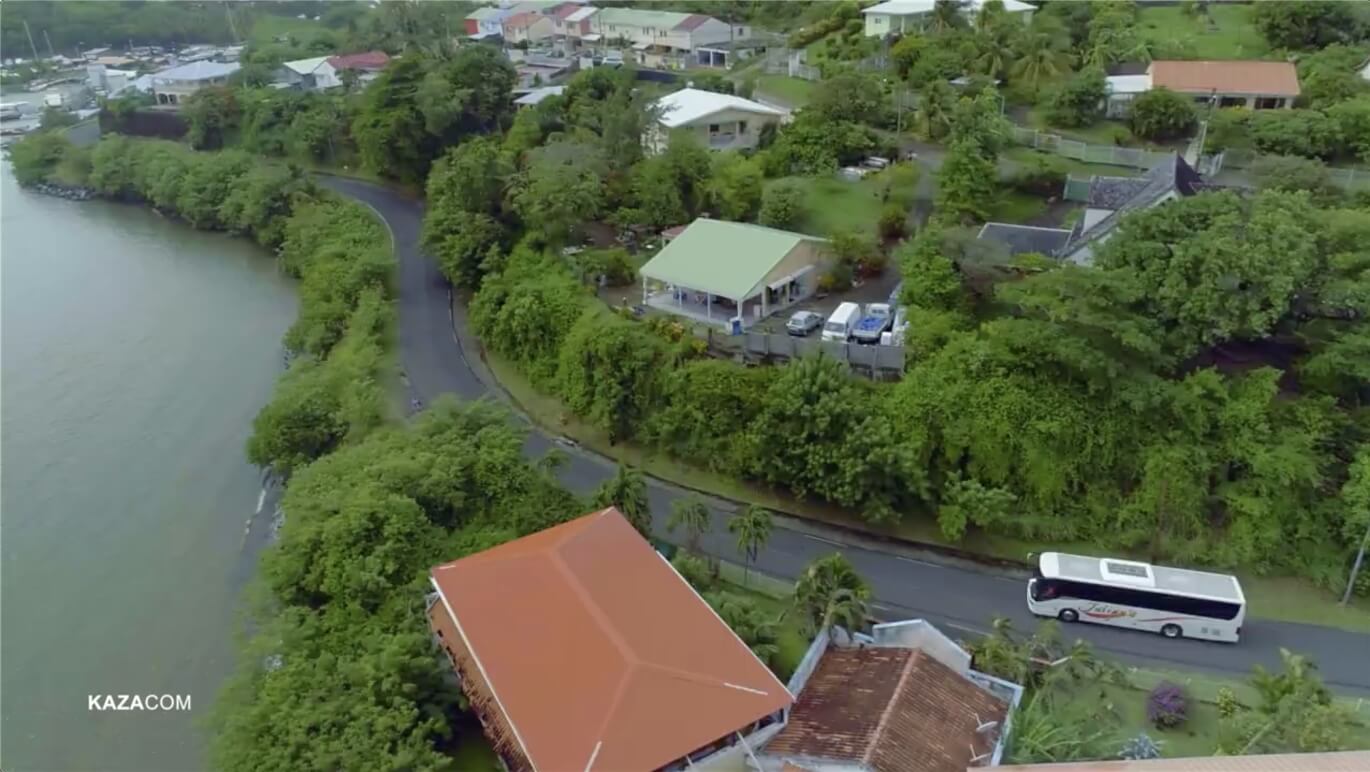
[{"x1": 0, "y1": 161, "x2": 297, "y2": 771}]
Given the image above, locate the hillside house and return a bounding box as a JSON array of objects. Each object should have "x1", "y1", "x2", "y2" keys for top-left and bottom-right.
[
  {"x1": 426, "y1": 508, "x2": 793, "y2": 771},
  {"x1": 591, "y1": 8, "x2": 747, "y2": 67},
  {"x1": 650, "y1": 88, "x2": 785, "y2": 153},
  {"x1": 275, "y1": 56, "x2": 339, "y2": 91},
  {"x1": 640, "y1": 218, "x2": 827, "y2": 331},
  {"x1": 862, "y1": 0, "x2": 1034, "y2": 37},
  {"x1": 502, "y1": 10, "x2": 556, "y2": 43},
  {"x1": 1108, "y1": 60, "x2": 1300, "y2": 116},
  {"x1": 150, "y1": 60, "x2": 240, "y2": 105},
  {"x1": 326, "y1": 51, "x2": 389, "y2": 87}
]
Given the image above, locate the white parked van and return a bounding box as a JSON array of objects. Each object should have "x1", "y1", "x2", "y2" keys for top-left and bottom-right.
[{"x1": 821, "y1": 302, "x2": 861, "y2": 342}]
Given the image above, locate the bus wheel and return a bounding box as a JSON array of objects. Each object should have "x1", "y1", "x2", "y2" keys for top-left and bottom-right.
[
  {"x1": 1161, "y1": 624, "x2": 1182, "y2": 639},
  {"x1": 1058, "y1": 609, "x2": 1078, "y2": 623}
]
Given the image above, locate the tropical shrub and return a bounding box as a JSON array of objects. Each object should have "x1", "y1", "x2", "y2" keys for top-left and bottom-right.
[{"x1": 1146, "y1": 682, "x2": 1189, "y2": 729}]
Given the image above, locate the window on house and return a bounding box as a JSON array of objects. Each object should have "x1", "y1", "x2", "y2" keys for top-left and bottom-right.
[
  {"x1": 1255, "y1": 97, "x2": 1283, "y2": 110},
  {"x1": 1219, "y1": 96, "x2": 1245, "y2": 108},
  {"x1": 738, "y1": 120, "x2": 748, "y2": 133},
  {"x1": 708, "y1": 123, "x2": 720, "y2": 134}
]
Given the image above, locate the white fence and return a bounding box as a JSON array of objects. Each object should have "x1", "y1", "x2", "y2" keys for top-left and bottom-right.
[{"x1": 1010, "y1": 127, "x2": 1172, "y2": 170}]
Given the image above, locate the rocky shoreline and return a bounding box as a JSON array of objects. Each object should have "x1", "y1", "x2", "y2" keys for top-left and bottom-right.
[{"x1": 30, "y1": 181, "x2": 96, "y2": 200}]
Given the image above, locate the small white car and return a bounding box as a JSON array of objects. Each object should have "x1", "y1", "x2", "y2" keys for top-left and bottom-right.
[{"x1": 785, "y1": 310, "x2": 823, "y2": 337}]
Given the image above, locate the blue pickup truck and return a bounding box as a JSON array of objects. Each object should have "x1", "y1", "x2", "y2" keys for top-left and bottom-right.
[{"x1": 851, "y1": 303, "x2": 894, "y2": 344}]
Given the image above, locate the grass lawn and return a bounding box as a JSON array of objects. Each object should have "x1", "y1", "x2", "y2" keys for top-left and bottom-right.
[
  {"x1": 768, "y1": 166, "x2": 921, "y2": 238},
  {"x1": 986, "y1": 191, "x2": 1047, "y2": 224},
  {"x1": 754, "y1": 75, "x2": 817, "y2": 108},
  {"x1": 1003, "y1": 147, "x2": 1143, "y2": 178},
  {"x1": 1137, "y1": 4, "x2": 1269, "y2": 60},
  {"x1": 1025, "y1": 106, "x2": 1138, "y2": 147},
  {"x1": 1069, "y1": 664, "x2": 1370, "y2": 758}
]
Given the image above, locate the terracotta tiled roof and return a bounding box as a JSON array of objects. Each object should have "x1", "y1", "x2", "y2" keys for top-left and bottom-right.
[
  {"x1": 1149, "y1": 60, "x2": 1300, "y2": 97},
  {"x1": 327, "y1": 51, "x2": 389, "y2": 71},
  {"x1": 766, "y1": 647, "x2": 1008, "y2": 772},
  {"x1": 991, "y1": 751, "x2": 1370, "y2": 771},
  {"x1": 430, "y1": 508, "x2": 792, "y2": 772}
]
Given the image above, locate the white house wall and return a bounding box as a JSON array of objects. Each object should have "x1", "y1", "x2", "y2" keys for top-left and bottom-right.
[{"x1": 671, "y1": 106, "x2": 782, "y2": 151}]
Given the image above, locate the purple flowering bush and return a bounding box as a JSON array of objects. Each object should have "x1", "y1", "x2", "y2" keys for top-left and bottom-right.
[{"x1": 1147, "y1": 681, "x2": 1189, "y2": 729}]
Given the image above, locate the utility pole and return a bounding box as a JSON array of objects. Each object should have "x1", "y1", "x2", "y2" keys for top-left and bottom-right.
[
  {"x1": 224, "y1": 2, "x2": 241, "y2": 44},
  {"x1": 1342, "y1": 519, "x2": 1370, "y2": 606},
  {"x1": 23, "y1": 20, "x2": 41, "y2": 62}
]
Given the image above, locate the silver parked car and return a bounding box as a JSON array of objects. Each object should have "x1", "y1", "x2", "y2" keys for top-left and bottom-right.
[{"x1": 786, "y1": 310, "x2": 823, "y2": 337}]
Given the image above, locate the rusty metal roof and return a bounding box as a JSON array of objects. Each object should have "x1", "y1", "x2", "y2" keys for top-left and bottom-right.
[
  {"x1": 1149, "y1": 60, "x2": 1300, "y2": 97},
  {"x1": 991, "y1": 751, "x2": 1370, "y2": 771},
  {"x1": 430, "y1": 508, "x2": 792, "y2": 772},
  {"x1": 766, "y1": 647, "x2": 1008, "y2": 772}
]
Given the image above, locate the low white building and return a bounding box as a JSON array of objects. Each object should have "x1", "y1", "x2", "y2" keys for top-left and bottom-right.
[
  {"x1": 862, "y1": 0, "x2": 1034, "y2": 37},
  {"x1": 651, "y1": 87, "x2": 785, "y2": 152},
  {"x1": 150, "y1": 60, "x2": 240, "y2": 105},
  {"x1": 276, "y1": 56, "x2": 340, "y2": 91}
]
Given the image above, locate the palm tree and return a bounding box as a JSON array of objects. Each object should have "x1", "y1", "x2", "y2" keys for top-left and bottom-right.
[
  {"x1": 917, "y1": 79, "x2": 956, "y2": 141},
  {"x1": 727, "y1": 505, "x2": 773, "y2": 586},
  {"x1": 709, "y1": 593, "x2": 781, "y2": 666},
  {"x1": 793, "y1": 553, "x2": 872, "y2": 637},
  {"x1": 1011, "y1": 29, "x2": 1070, "y2": 91},
  {"x1": 666, "y1": 496, "x2": 711, "y2": 557},
  {"x1": 593, "y1": 464, "x2": 651, "y2": 539},
  {"x1": 929, "y1": 0, "x2": 968, "y2": 33}
]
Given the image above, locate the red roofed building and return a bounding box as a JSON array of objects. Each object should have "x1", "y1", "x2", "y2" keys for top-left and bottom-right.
[
  {"x1": 502, "y1": 10, "x2": 556, "y2": 44},
  {"x1": 1148, "y1": 60, "x2": 1300, "y2": 109},
  {"x1": 426, "y1": 507, "x2": 794, "y2": 771},
  {"x1": 327, "y1": 51, "x2": 390, "y2": 73}
]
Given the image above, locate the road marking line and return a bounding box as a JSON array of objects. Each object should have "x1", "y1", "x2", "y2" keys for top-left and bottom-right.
[
  {"x1": 944, "y1": 622, "x2": 989, "y2": 637},
  {"x1": 895, "y1": 556, "x2": 942, "y2": 569},
  {"x1": 804, "y1": 534, "x2": 845, "y2": 548}
]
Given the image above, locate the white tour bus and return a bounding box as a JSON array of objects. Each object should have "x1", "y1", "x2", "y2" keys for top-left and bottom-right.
[{"x1": 1026, "y1": 552, "x2": 1246, "y2": 643}]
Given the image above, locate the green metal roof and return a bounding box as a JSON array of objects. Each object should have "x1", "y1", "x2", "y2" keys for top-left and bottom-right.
[
  {"x1": 595, "y1": 7, "x2": 694, "y2": 30},
  {"x1": 639, "y1": 219, "x2": 821, "y2": 300}
]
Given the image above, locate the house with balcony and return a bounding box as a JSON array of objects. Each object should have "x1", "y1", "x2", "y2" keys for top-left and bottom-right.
[
  {"x1": 426, "y1": 507, "x2": 794, "y2": 772},
  {"x1": 150, "y1": 60, "x2": 240, "y2": 105},
  {"x1": 639, "y1": 218, "x2": 827, "y2": 331},
  {"x1": 590, "y1": 7, "x2": 746, "y2": 67},
  {"x1": 650, "y1": 88, "x2": 785, "y2": 153},
  {"x1": 862, "y1": 0, "x2": 1034, "y2": 37}
]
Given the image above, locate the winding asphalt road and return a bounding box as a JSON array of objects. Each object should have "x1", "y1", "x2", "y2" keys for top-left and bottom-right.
[{"x1": 321, "y1": 176, "x2": 1370, "y2": 695}]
